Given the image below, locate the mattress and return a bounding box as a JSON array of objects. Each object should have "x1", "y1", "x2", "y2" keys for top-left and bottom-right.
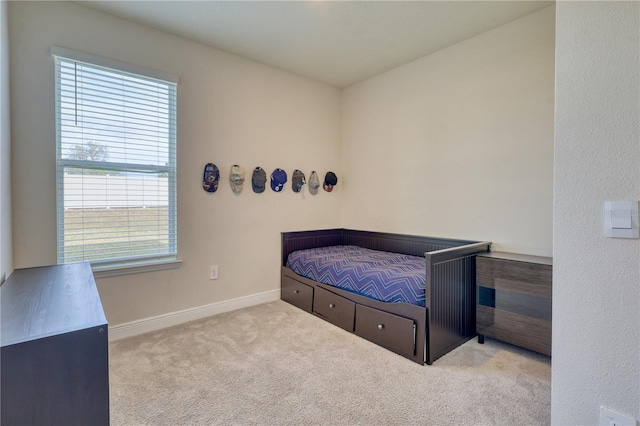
[{"x1": 286, "y1": 245, "x2": 426, "y2": 306}]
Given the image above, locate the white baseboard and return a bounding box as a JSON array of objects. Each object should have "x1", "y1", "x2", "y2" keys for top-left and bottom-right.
[{"x1": 108, "y1": 289, "x2": 281, "y2": 341}]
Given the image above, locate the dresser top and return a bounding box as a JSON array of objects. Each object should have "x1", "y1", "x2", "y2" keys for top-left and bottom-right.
[
  {"x1": 1, "y1": 263, "x2": 107, "y2": 347},
  {"x1": 478, "y1": 251, "x2": 552, "y2": 265}
]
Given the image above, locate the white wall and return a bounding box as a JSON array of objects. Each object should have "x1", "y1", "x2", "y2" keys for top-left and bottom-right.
[
  {"x1": 553, "y1": 2, "x2": 640, "y2": 424},
  {"x1": 9, "y1": 1, "x2": 342, "y2": 325},
  {"x1": 341, "y1": 6, "x2": 555, "y2": 257},
  {"x1": 0, "y1": 0, "x2": 11, "y2": 283}
]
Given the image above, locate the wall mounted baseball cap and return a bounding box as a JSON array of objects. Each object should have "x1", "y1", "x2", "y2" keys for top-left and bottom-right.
[
  {"x1": 252, "y1": 167, "x2": 267, "y2": 193},
  {"x1": 229, "y1": 165, "x2": 245, "y2": 193},
  {"x1": 323, "y1": 171, "x2": 338, "y2": 192},
  {"x1": 270, "y1": 168, "x2": 288, "y2": 192},
  {"x1": 292, "y1": 169, "x2": 306, "y2": 193},
  {"x1": 308, "y1": 171, "x2": 320, "y2": 195},
  {"x1": 202, "y1": 163, "x2": 220, "y2": 193}
]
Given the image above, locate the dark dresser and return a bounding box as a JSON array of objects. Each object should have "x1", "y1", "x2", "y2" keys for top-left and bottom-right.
[
  {"x1": 1, "y1": 263, "x2": 110, "y2": 425},
  {"x1": 476, "y1": 251, "x2": 552, "y2": 356}
]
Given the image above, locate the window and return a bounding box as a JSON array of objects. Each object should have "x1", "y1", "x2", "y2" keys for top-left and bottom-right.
[{"x1": 53, "y1": 47, "x2": 178, "y2": 275}]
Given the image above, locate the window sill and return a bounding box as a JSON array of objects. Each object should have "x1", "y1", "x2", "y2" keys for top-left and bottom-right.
[{"x1": 92, "y1": 258, "x2": 182, "y2": 279}]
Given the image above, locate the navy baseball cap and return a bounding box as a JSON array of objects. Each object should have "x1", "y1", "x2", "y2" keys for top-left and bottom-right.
[
  {"x1": 202, "y1": 163, "x2": 220, "y2": 193},
  {"x1": 323, "y1": 171, "x2": 338, "y2": 192}
]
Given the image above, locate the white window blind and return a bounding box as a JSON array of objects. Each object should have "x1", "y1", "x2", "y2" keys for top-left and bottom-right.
[{"x1": 54, "y1": 49, "x2": 177, "y2": 270}]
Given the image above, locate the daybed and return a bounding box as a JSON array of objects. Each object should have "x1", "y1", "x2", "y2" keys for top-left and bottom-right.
[{"x1": 281, "y1": 229, "x2": 491, "y2": 365}]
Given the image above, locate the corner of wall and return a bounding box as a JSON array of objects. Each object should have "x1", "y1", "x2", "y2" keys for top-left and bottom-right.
[{"x1": 1, "y1": 0, "x2": 14, "y2": 282}]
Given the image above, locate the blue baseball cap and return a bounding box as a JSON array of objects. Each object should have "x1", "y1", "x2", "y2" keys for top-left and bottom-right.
[{"x1": 270, "y1": 168, "x2": 287, "y2": 192}]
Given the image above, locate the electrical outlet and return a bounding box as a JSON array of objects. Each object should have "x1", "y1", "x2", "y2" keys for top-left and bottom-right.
[
  {"x1": 600, "y1": 406, "x2": 637, "y2": 426},
  {"x1": 209, "y1": 265, "x2": 218, "y2": 280}
]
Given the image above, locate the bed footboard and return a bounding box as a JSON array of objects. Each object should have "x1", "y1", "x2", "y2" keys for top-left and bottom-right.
[{"x1": 425, "y1": 242, "x2": 491, "y2": 364}]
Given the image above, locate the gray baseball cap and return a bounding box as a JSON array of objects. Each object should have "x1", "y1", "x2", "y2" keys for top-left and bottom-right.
[
  {"x1": 252, "y1": 167, "x2": 267, "y2": 193},
  {"x1": 292, "y1": 170, "x2": 306, "y2": 193},
  {"x1": 308, "y1": 171, "x2": 320, "y2": 195}
]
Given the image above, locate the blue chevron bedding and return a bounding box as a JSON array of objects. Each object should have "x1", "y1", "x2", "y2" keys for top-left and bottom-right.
[{"x1": 286, "y1": 245, "x2": 426, "y2": 306}]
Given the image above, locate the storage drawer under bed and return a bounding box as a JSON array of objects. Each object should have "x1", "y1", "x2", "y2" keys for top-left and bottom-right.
[
  {"x1": 313, "y1": 287, "x2": 355, "y2": 332},
  {"x1": 281, "y1": 275, "x2": 314, "y2": 313},
  {"x1": 355, "y1": 304, "x2": 416, "y2": 358}
]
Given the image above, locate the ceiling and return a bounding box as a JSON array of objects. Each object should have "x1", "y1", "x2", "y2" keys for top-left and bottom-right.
[{"x1": 78, "y1": 1, "x2": 554, "y2": 88}]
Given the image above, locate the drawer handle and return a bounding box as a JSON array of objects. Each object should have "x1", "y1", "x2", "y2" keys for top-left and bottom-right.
[
  {"x1": 377, "y1": 324, "x2": 384, "y2": 330},
  {"x1": 293, "y1": 289, "x2": 299, "y2": 294},
  {"x1": 329, "y1": 303, "x2": 335, "y2": 309}
]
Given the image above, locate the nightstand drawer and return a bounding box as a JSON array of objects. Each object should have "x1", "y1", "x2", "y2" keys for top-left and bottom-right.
[
  {"x1": 477, "y1": 256, "x2": 551, "y2": 298},
  {"x1": 477, "y1": 304, "x2": 551, "y2": 355}
]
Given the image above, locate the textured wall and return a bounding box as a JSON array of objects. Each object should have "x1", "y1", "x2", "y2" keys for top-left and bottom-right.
[
  {"x1": 553, "y1": 2, "x2": 640, "y2": 423},
  {"x1": 9, "y1": 1, "x2": 342, "y2": 325},
  {"x1": 0, "y1": 0, "x2": 11, "y2": 283},
  {"x1": 341, "y1": 7, "x2": 555, "y2": 257}
]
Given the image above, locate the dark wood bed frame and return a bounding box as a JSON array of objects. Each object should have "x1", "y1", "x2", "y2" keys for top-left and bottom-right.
[{"x1": 281, "y1": 229, "x2": 491, "y2": 365}]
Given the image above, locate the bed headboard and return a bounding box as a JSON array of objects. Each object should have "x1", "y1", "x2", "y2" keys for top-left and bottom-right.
[
  {"x1": 281, "y1": 229, "x2": 343, "y2": 266},
  {"x1": 281, "y1": 228, "x2": 484, "y2": 266}
]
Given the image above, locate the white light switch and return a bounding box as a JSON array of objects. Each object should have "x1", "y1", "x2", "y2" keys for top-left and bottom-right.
[
  {"x1": 611, "y1": 210, "x2": 632, "y2": 229},
  {"x1": 605, "y1": 201, "x2": 639, "y2": 238}
]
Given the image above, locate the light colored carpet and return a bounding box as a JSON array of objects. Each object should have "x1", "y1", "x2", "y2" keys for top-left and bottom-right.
[{"x1": 109, "y1": 300, "x2": 551, "y2": 425}]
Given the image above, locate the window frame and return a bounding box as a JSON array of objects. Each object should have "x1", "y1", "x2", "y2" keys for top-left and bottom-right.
[{"x1": 52, "y1": 46, "x2": 180, "y2": 277}]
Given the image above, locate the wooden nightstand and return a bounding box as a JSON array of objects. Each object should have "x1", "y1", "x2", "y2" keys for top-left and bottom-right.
[{"x1": 476, "y1": 252, "x2": 552, "y2": 356}]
